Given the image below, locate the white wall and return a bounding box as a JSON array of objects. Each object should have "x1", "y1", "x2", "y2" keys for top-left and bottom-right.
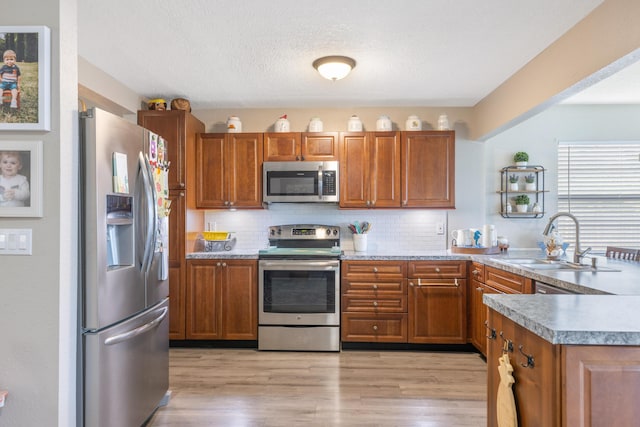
[
  {"x1": 0, "y1": 1, "x2": 78, "y2": 426},
  {"x1": 485, "y1": 104, "x2": 640, "y2": 249}
]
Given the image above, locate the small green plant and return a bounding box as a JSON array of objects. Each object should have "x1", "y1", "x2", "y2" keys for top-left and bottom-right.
[
  {"x1": 514, "y1": 194, "x2": 530, "y2": 205},
  {"x1": 524, "y1": 173, "x2": 535, "y2": 183},
  {"x1": 509, "y1": 174, "x2": 519, "y2": 183},
  {"x1": 514, "y1": 151, "x2": 529, "y2": 162}
]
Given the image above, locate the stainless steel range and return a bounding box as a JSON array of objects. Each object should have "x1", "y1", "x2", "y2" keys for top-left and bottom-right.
[{"x1": 258, "y1": 224, "x2": 341, "y2": 351}]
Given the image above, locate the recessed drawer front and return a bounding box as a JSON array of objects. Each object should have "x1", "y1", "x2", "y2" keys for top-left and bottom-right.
[
  {"x1": 408, "y1": 261, "x2": 466, "y2": 278},
  {"x1": 342, "y1": 295, "x2": 407, "y2": 313},
  {"x1": 342, "y1": 279, "x2": 406, "y2": 294},
  {"x1": 470, "y1": 262, "x2": 485, "y2": 283},
  {"x1": 341, "y1": 313, "x2": 408, "y2": 342},
  {"x1": 342, "y1": 261, "x2": 406, "y2": 280},
  {"x1": 485, "y1": 266, "x2": 532, "y2": 294}
]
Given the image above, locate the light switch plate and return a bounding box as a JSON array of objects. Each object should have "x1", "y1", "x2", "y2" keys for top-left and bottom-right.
[{"x1": 0, "y1": 228, "x2": 32, "y2": 255}]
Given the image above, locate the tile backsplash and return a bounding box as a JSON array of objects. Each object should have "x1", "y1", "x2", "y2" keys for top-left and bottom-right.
[{"x1": 202, "y1": 204, "x2": 448, "y2": 251}]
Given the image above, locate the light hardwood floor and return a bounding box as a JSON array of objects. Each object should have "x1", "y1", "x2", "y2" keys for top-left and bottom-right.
[{"x1": 147, "y1": 348, "x2": 487, "y2": 426}]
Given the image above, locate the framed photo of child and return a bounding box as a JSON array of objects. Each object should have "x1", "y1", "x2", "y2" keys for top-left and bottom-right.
[
  {"x1": 0, "y1": 140, "x2": 43, "y2": 217},
  {"x1": 0, "y1": 26, "x2": 50, "y2": 131}
]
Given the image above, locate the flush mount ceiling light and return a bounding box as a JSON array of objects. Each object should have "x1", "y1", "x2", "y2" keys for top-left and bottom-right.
[{"x1": 313, "y1": 56, "x2": 356, "y2": 81}]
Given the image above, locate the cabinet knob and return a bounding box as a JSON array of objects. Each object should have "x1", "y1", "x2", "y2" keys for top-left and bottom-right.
[
  {"x1": 301, "y1": 155, "x2": 305, "y2": 161},
  {"x1": 409, "y1": 282, "x2": 414, "y2": 287},
  {"x1": 224, "y1": 201, "x2": 229, "y2": 206},
  {"x1": 372, "y1": 284, "x2": 378, "y2": 289},
  {"x1": 366, "y1": 200, "x2": 371, "y2": 206},
  {"x1": 472, "y1": 269, "x2": 479, "y2": 276},
  {"x1": 476, "y1": 287, "x2": 483, "y2": 292},
  {"x1": 179, "y1": 183, "x2": 185, "y2": 189},
  {"x1": 216, "y1": 262, "x2": 221, "y2": 267},
  {"x1": 296, "y1": 156, "x2": 300, "y2": 161},
  {"x1": 179, "y1": 192, "x2": 185, "y2": 197},
  {"x1": 372, "y1": 325, "x2": 378, "y2": 331},
  {"x1": 222, "y1": 262, "x2": 227, "y2": 267},
  {"x1": 435, "y1": 267, "x2": 441, "y2": 273},
  {"x1": 373, "y1": 267, "x2": 378, "y2": 273},
  {"x1": 229, "y1": 202, "x2": 234, "y2": 206},
  {"x1": 373, "y1": 301, "x2": 378, "y2": 307}
]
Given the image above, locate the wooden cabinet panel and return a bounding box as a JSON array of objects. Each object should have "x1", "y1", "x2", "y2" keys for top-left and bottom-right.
[
  {"x1": 167, "y1": 190, "x2": 185, "y2": 339},
  {"x1": 186, "y1": 260, "x2": 221, "y2": 339},
  {"x1": 408, "y1": 260, "x2": 466, "y2": 278},
  {"x1": 138, "y1": 110, "x2": 204, "y2": 190},
  {"x1": 401, "y1": 130, "x2": 455, "y2": 208},
  {"x1": 186, "y1": 259, "x2": 257, "y2": 340},
  {"x1": 339, "y1": 131, "x2": 401, "y2": 208},
  {"x1": 564, "y1": 345, "x2": 640, "y2": 426},
  {"x1": 468, "y1": 280, "x2": 502, "y2": 356},
  {"x1": 301, "y1": 132, "x2": 339, "y2": 161},
  {"x1": 408, "y1": 279, "x2": 467, "y2": 343},
  {"x1": 168, "y1": 266, "x2": 185, "y2": 339},
  {"x1": 196, "y1": 133, "x2": 263, "y2": 208},
  {"x1": 341, "y1": 313, "x2": 408, "y2": 342},
  {"x1": 264, "y1": 132, "x2": 301, "y2": 161},
  {"x1": 485, "y1": 266, "x2": 532, "y2": 294},
  {"x1": 219, "y1": 261, "x2": 257, "y2": 340}
]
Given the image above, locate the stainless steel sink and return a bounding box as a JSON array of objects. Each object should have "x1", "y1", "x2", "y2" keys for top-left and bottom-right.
[{"x1": 489, "y1": 258, "x2": 621, "y2": 272}]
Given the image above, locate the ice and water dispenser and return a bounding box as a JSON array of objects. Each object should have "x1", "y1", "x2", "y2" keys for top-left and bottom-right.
[{"x1": 106, "y1": 194, "x2": 134, "y2": 269}]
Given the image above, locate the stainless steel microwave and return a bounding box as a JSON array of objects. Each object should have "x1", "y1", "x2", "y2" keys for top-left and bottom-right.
[{"x1": 263, "y1": 161, "x2": 339, "y2": 203}]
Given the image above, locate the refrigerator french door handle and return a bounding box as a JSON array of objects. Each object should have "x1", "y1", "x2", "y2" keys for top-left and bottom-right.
[
  {"x1": 104, "y1": 306, "x2": 168, "y2": 346},
  {"x1": 137, "y1": 152, "x2": 156, "y2": 274}
]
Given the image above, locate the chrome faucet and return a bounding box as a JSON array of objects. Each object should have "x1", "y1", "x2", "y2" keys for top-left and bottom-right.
[{"x1": 542, "y1": 212, "x2": 592, "y2": 264}]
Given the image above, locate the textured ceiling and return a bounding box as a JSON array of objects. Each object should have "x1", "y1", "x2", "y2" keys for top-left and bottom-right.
[{"x1": 78, "y1": 0, "x2": 624, "y2": 110}]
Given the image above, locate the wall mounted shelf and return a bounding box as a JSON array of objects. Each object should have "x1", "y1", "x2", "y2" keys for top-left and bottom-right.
[{"x1": 498, "y1": 165, "x2": 546, "y2": 218}]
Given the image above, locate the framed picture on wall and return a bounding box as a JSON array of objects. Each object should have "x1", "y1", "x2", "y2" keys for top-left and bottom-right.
[
  {"x1": 0, "y1": 140, "x2": 43, "y2": 217},
  {"x1": 0, "y1": 26, "x2": 51, "y2": 131}
]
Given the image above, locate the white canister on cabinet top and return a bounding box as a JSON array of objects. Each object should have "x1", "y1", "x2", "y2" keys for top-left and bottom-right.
[
  {"x1": 347, "y1": 115, "x2": 363, "y2": 132},
  {"x1": 275, "y1": 116, "x2": 290, "y2": 132},
  {"x1": 308, "y1": 117, "x2": 323, "y2": 132},
  {"x1": 437, "y1": 114, "x2": 449, "y2": 130},
  {"x1": 226, "y1": 116, "x2": 242, "y2": 133},
  {"x1": 376, "y1": 115, "x2": 392, "y2": 131},
  {"x1": 405, "y1": 115, "x2": 422, "y2": 131}
]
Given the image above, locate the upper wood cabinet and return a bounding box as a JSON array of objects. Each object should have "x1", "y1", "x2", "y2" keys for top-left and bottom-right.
[
  {"x1": 264, "y1": 132, "x2": 338, "y2": 161},
  {"x1": 137, "y1": 110, "x2": 204, "y2": 190},
  {"x1": 339, "y1": 131, "x2": 401, "y2": 208},
  {"x1": 401, "y1": 130, "x2": 455, "y2": 208},
  {"x1": 196, "y1": 133, "x2": 263, "y2": 209}
]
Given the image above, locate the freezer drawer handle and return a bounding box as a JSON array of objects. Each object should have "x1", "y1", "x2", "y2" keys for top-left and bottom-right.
[{"x1": 104, "y1": 307, "x2": 168, "y2": 346}]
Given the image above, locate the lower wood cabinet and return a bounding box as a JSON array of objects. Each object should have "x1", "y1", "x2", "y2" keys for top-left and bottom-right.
[
  {"x1": 341, "y1": 260, "x2": 407, "y2": 342},
  {"x1": 186, "y1": 259, "x2": 257, "y2": 340},
  {"x1": 408, "y1": 261, "x2": 467, "y2": 344}
]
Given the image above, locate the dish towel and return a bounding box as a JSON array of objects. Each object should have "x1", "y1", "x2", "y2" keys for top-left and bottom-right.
[{"x1": 497, "y1": 353, "x2": 518, "y2": 427}]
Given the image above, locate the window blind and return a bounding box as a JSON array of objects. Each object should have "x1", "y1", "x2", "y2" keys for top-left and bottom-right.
[{"x1": 557, "y1": 142, "x2": 640, "y2": 253}]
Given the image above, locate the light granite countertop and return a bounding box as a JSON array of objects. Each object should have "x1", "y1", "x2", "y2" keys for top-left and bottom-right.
[{"x1": 483, "y1": 294, "x2": 640, "y2": 345}]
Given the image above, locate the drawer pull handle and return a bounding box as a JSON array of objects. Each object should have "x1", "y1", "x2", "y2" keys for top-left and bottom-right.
[
  {"x1": 519, "y1": 344, "x2": 535, "y2": 368},
  {"x1": 454, "y1": 278, "x2": 459, "y2": 287},
  {"x1": 372, "y1": 325, "x2": 378, "y2": 331},
  {"x1": 485, "y1": 321, "x2": 496, "y2": 340}
]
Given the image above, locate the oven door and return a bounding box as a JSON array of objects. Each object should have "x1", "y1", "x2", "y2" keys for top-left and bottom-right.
[{"x1": 259, "y1": 259, "x2": 340, "y2": 326}]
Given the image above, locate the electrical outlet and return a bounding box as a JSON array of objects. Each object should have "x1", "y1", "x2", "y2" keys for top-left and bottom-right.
[
  {"x1": 436, "y1": 223, "x2": 445, "y2": 235},
  {"x1": 0, "y1": 228, "x2": 32, "y2": 255}
]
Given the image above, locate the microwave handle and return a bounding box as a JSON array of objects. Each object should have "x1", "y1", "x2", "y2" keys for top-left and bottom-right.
[{"x1": 317, "y1": 165, "x2": 323, "y2": 199}]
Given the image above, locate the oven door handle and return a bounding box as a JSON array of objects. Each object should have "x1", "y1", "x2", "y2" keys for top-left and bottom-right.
[{"x1": 259, "y1": 260, "x2": 340, "y2": 270}]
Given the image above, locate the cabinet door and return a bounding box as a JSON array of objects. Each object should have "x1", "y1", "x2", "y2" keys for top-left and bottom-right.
[
  {"x1": 220, "y1": 260, "x2": 258, "y2": 339},
  {"x1": 339, "y1": 132, "x2": 369, "y2": 208},
  {"x1": 226, "y1": 133, "x2": 263, "y2": 208},
  {"x1": 196, "y1": 133, "x2": 226, "y2": 208},
  {"x1": 301, "y1": 132, "x2": 339, "y2": 161},
  {"x1": 185, "y1": 260, "x2": 221, "y2": 339},
  {"x1": 408, "y1": 279, "x2": 467, "y2": 343},
  {"x1": 167, "y1": 190, "x2": 185, "y2": 339},
  {"x1": 469, "y1": 280, "x2": 501, "y2": 355},
  {"x1": 263, "y1": 132, "x2": 301, "y2": 161},
  {"x1": 369, "y1": 131, "x2": 401, "y2": 208},
  {"x1": 401, "y1": 130, "x2": 455, "y2": 208}
]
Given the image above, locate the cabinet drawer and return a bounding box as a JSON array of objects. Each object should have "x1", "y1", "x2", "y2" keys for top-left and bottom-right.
[
  {"x1": 470, "y1": 262, "x2": 485, "y2": 283},
  {"x1": 485, "y1": 266, "x2": 532, "y2": 294},
  {"x1": 407, "y1": 261, "x2": 466, "y2": 278},
  {"x1": 342, "y1": 278, "x2": 405, "y2": 294},
  {"x1": 342, "y1": 295, "x2": 407, "y2": 313},
  {"x1": 341, "y1": 313, "x2": 407, "y2": 342},
  {"x1": 341, "y1": 260, "x2": 406, "y2": 280}
]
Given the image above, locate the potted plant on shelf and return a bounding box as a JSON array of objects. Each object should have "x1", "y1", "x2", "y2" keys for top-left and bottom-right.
[
  {"x1": 514, "y1": 194, "x2": 530, "y2": 213},
  {"x1": 514, "y1": 151, "x2": 529, "y2": 168},
  {"x1": 524, "y1": 173, "x2": 536, "y2": 191},
  {"x1": 508, "y1": 174, "x2": 519, "y2": 191}
]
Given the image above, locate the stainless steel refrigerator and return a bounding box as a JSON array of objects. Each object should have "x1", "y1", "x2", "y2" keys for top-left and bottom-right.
[{"x1": 79, "y1": 107, "x2": 170, "y2": 427}]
